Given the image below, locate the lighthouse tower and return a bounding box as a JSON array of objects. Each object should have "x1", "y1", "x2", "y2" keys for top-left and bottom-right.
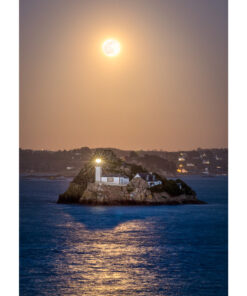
[{"x1": 95, "y1": 158, "x2": 102, "y2": 182}]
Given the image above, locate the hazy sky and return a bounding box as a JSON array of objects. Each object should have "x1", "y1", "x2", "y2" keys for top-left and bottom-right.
[{"x1": 20, "y1": 0, "x2": 227, "y2": 151}]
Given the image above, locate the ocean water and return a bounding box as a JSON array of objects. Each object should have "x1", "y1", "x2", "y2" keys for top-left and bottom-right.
[{"x1": 20, "y1": 176, "x2": 227, "y2": 296}]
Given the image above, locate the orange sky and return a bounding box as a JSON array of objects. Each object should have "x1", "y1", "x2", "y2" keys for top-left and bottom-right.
[{"x1": 20, "y1": 0, "x2": 227, "y2": 151}]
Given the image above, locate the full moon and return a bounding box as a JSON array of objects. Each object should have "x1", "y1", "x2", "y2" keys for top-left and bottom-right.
[{"x1": 102, "y1": 39, "x2": 121, "y2": 57}]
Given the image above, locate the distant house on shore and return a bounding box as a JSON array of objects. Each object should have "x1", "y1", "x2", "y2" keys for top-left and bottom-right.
[{"x1": 133, "y1": 173, "x2": 162, "y2": 187}]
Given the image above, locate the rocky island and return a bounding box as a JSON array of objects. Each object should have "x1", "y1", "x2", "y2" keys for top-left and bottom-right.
[{"x1": 57, "y1": 150, "x2": 205, "y2": 206}]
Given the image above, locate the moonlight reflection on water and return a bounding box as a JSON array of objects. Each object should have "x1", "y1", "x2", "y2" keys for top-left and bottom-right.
[
  {"x1": 53, "y1": 219, "x2": 171, "y2": 295},
  {"x1": 20, "y1": 177, "x2": 227, "y2": 296}
]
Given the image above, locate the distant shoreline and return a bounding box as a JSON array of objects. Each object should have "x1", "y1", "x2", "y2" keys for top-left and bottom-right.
[
  {"x1": 20, "y1": 174, "x2": 73, "y2": 180},
  {"x1": 19, "y1": 148, "x2": 228, "y2": 176},
  {"x1": 20, "y1": 173, "x2": 227, "y2": 180}
]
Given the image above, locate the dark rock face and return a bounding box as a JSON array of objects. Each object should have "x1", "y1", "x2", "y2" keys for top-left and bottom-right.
[
  {"x1": 57, "y1": 183, "x2": 85, "y2": 204},
  {"x1": 58, "y1": 175, "x2": 205, "y2": 206},
  {"x1": 78, "y1": 178, "x2": 205, "y2": 205},
  {"x1": 57, "y1": 150, "x2": 205, "y2": 205}
]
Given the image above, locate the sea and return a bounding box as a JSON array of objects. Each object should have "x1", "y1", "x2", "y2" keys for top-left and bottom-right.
[{"x1": 20, "y1": 176, "x2": 228, "y2": 296}]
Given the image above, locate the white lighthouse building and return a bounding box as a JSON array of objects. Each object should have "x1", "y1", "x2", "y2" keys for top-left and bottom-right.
[
  {"x1": 94, "y1": 158, "x2": 129, "y2": 185},
  {"x1": 95, "y1": 158, "x2": 102, "y2": 182}
]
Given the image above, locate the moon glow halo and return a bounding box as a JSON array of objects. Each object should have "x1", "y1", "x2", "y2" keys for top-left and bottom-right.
[{"x1": 102, "y1": 39, "x2": 121, "y2": 57}]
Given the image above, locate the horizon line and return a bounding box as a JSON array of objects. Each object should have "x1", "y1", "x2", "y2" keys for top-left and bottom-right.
[{"x1": 19, "y1": 146, "x2": 228, "y2": 153}]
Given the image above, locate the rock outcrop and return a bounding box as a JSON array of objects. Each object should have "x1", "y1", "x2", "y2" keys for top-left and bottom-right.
[
  {"x1": 57, "y1": 149, "x2": 205, "y2": 205},
  {"x1": 78, "y1": 177, "x2": 204, "y2": 205}
]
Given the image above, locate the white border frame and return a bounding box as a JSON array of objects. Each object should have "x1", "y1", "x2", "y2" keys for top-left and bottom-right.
[
  {"x1": 229, "y1": 0, "x2": 247, "y2": 295},
  {"x1": 0, "y1": 1, "x2": 19, "y2": 295},
  {"x1": 1, "y1": 0, "x2": 247, "y2": 295}
]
